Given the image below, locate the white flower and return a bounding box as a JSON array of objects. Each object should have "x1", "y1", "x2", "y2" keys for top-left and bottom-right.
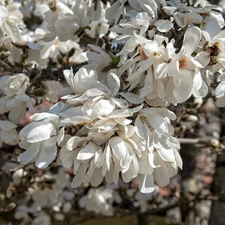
[
  {"x1": 134, "y1": 108, "x2": 182, "y2": 193},
  {"x1": 12, "y1": 168, "x2": 27, "y2": 185},
  {"x1": 0, "y1": 94, "x2": 34, "y2": 124},
  {"x1": 79, "y1": 188, "x2": 115, "y2": 216},
  {"x1": 154, "y1": 26, "x2": 208, "y2": 104},
  {"x1": 59, "y1": 136, "x2": 104, "y2": 188},
  {"x1": 0, "y1": 74, "x2": 29, "y2": 96},
  {"x1": 0, "y1": 2, "x2": 25, "y2": 43},
  {"x1": 0, "y1": 74, "x2": 33, "y2": 124},
  {"x1": 43, "y1": 1, "x2": 90, "y2": 42},
  {"x1": 18, "y1": 103, "x2": 64, "y2": 168}
]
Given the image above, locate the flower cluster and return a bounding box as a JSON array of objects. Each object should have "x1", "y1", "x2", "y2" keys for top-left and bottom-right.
[{"x1": 0, "y1": 0, "x2": 225, "y2": 197}]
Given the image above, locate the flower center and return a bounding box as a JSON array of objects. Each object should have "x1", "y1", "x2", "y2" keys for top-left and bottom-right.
[
  {"x1": 179, "y1": 57, "x2": 187, "y2": 69},
  {"x1": 139, "y1": 49, "x2": 148, "y2": 60}
]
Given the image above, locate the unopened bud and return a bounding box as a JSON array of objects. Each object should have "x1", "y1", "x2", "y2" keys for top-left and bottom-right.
[
  {"x1": 0, "y1": 51, "x2": 10, "y2": 60},
  {"x1": 186, "y1": 115, "x2": 198, "y2": 122},
  {"x1": 68, "y1": 48, "x2": 75, "y2": 58},
  {"x1": 57, "y1": 55, "x2": 64, "y2": 65},
  {"x1": 193, "y1": 98, "x2": 203, "y2": 109},
  {"x1": 97, "y1": 38, "x2": 104, "y2": 47},
  {"x1": 5, "y1": 202, "x2": 16, "y2": 211},
  {"x1": 29, "y1": 66, "x2": 42, "y2": 80},
  {"x1": 211, "y1": 139, "x2": 219, "y2": 147},
  {"x1": 0, "y1": 194, "x2": 5, "y2": 201}
]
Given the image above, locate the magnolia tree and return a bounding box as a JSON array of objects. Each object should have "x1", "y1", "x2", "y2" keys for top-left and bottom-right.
[{"x1": 0, "y1": 0, "x2": 225, "y2": 224}]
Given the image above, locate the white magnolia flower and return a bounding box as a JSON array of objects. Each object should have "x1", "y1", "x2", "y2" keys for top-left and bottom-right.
[
  {"x1": 153, "y1": 26, "x2": 208, "y2": 104},
  {"x1": 86, "y1": 0, "x2": 109, "y2": 38},
  {"x1": 59, "y1": 136, "x2": 104, "y2": 188},
  {"x1": 79, "y1": 188, "x2": 115, "y2": 216},
  {"x1": 0, "y1": 73, "x2": 29, "y2": 96},
  {"x1": 0, "y1": 2, "x2": 25, "y2": 43},
  {"x1": 0, "y1": 74, "x2": 33, "y2": 124},
  {"x1": 18, "y1": 103, "x2": 64, "y2": 168},
  {"x1": 133, "y1": 108, "x2": 183, "y2": 193},
  {"x1": 60, "y1": 68, "x2": 129, "y2": 126},
  {"x1": 43, "y1": 1, "x2": 90, "y2": 42},
  {"x1": 0, "y1": 93, "x2": 34, "y2": 124}
]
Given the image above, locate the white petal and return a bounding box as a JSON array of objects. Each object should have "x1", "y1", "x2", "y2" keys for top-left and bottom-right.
[
  {"x1": 154, "y1": 20, "x2": 173, "y2": 32},
  {"x1": 153, "y1": 154, "x2": 170, "y2": 187},
  {"x1": 157, "y1": 148, "x2": 175, "y2": 163},
  {"x1": 30, "y1": 113, "x2": 58, "y2": 123},
  {"x1": 35, "y1": 137, "x2": 57, "y2": 168},
  {"x1": 120, "y1": 92, "x2": 144, "y2": 104},
  {"x1": 145, "y1": 114, "x2": 168, "y2": 135},
  {"x1": 173, "y1": 70, "x2": 193, "y2": 103},
  {"x1": 84, "y1": 160, "x2": 95, "y2": 184},
  {"x1": 183, "y1": 26, "x2": 202, "y2": 55},
  {"x1": 60, "y1": 106, "x2": 83, "y2": 118},
  {"x1": 9, "y1": 103, "x2": 26, "y2": 124},
  {"x1": 90, "y1": 168, "x2": 103, "y2": 187},
  {"x1": 71, "y1": 163, "x2": 88, "y2": 188},
  {"x1": 26, "y1": 122, "x2": 56, "y2": 143},
  {"x1": 109, "y1": 137, "x2": 127, "y2": 160},
  {"x1": 111, "y1": 97, "x2": 129, "y2": 108},
  {"x1": 137, "y1": 174, "x2": 155, "y2": 194},
  {"x1": 139, "y1": 157, "x2": 154, "y2": 175},
  {"x1": 66, "y1": 136, "x2": 87, "y2": 151},
  {"x1": 92, "y1": 99, "x2": 115, "y2": 116},
  {"x1": 77, "y1": 142, "x2": 98, "y2": 160},
  {"x1": 19, "y1": 142, "x2": 40, "y2": 164},
  {"x1": 0, "y1": 120, "x2": 16, "y2": 131},
  {"x1": 215, "y1": 96, "x2": 225, "y2": 107},
  {"x1": 107, "y1": 70, "x2": 120, "y2": 96},
  {"x1": 193, "y1": 51, "x2": 210, "y2": 68},
  {"x1": 215, "y1": 81, "x2": 225, "y2": 98},
  {"x1": 0, "y1": 5, "x2": 8, "y2": 18},
  {"x1": 174, "y1": 149, "x2": 183, "y2": 169}
]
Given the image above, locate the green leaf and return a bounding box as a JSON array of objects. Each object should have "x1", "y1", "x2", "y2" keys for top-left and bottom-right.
[
  {"x1": 112, "y1": 56, "x2": 120, "y2": 65},
  {"x1": 83, "y1": 26, "x2": 91, "y2": 31}
]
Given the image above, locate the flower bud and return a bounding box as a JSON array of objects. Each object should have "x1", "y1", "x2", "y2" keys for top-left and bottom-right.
[
  {"x1": 68, "y1": 48, "x2": 75, "y2": 58},
  {"x1": 211, "y1": 139, "x2": 219, "y2": 147}
]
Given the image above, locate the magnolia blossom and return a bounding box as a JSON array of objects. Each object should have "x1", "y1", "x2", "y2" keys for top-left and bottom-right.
[
  {"x1": 18, "y1": 103, "x2": 64, "y2": 168},
  {"x1": 43, "y1": 1, "x2": 90, "y2": 42},
  {"x1": 0, "y1": 2, "x2": 25, "y2": 43},
  {"x1": 0, "y1": 74, "x2": 33, "y2": 124},
  {"x1": 79, "y1": 187, "x2": 118, "y2": 216},
  {"x1": 5, "y1": 0, "x2": 225, "y2": 197},
  {"x1": 0, "y1": 73, "x2": 29, "y2": 96}
]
